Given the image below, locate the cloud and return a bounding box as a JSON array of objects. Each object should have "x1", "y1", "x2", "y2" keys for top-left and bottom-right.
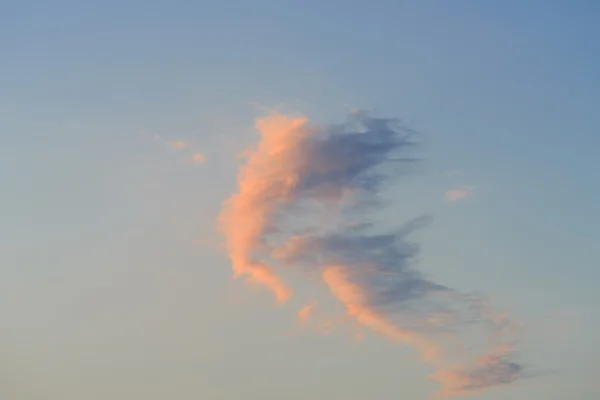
[
  {"x1": 445, "y1": 186, "x2": 474, "y2": 202},
  {"x1": 297, "y1": 301, "x2": 317, "y2": 325},
  {"x1": 169, "y1": 139, "x2": 188, "y2": 150},
  {"x1": 322, "y1": 265, "x2": 441, "y2": 362},
  {"x1": 148, "y1": 133, "x2": 208, "y2": 165},
  {"x1": 219, "y1": 112, "x2": 529, "y2": 397},
  {"x1": 192, "y1": 152, "x2": 207, "y2": 164}
]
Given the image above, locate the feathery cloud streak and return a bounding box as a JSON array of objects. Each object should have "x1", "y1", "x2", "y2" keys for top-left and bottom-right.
[{"x1": 219, "y1": 112, "x2": 527, "y2": 397}]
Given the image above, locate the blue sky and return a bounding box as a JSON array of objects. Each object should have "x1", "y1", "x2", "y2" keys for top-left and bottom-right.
[{"x1": 2, "y1": 1, "x2": 600, "y2": 399}]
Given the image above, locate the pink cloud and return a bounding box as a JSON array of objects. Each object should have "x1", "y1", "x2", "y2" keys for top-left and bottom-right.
[
  {"x1": 445, "y1": 186, "x2": 474, "y2": 202},
  {"x1": 297, "y1": 301, "x2": 317, "y2": 325},
  {"x1": 219, "y1": 112, "x2": 527, "y2": 397}
]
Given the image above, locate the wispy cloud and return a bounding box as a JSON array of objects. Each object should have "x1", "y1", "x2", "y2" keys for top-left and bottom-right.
[
  {"x1": 219, "y1": 111, "x2": 529, "y2": 397},
  {"x1": 146, "y1": 132, "x2": 208, "y2": 165},
  {"x1": 445, "y1": 185, "x2": 474, "y2": 202},
  {"x1": 192, "y1": 152, "x2": 207, "y2": 164},
  {"x1": 297, "y1": 301, "x2": 317, "y2": 325},
  {"x1": 168, "y1": 139, "x2": 188, "y2": 150}
]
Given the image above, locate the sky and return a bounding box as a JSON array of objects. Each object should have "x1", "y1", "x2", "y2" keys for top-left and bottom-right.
[{"x1": 1, "y1": 1, "x2": 600, "y2": 399}]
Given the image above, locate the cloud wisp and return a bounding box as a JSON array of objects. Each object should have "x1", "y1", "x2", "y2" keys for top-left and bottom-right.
[
  {"x1": 445, "y1": 186, "x2": 474, "y2": 202},
  {"x1": 219, "y1": 111, "x2": 528, "y2": 397},
  {"x1": 192, "y1": 152, "x2": 207, "y2": 164},
  {"x1": 147, "y1": 133, "x2": 208, "y2": 165},
  {"x1": 297, "y1": 300, "x2": 317, "y2": 326},
  {"x1": 168, "y1": 139, "x2": 188, "y2": 150}
]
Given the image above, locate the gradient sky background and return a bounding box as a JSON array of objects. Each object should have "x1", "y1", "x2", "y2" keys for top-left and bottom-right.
[{"x1": 2, "y1": 1, "x2": 600, "y2": 399}]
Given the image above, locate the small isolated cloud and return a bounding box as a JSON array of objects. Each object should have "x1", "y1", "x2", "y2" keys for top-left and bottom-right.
[
  {"x1": 169, "y1": 140, "x2": 188, "y2": 150},
  {"x1": 149, "y1": 134, "x2": 208, "y2": 165},
  {"x1": 192, "y1": 152, "x2": 207, "y2": 164},
  {"x1": 297, "y1": 301, "x2": 317, "y2": 325},
  {"x1": 445, "y1": 186, "x2": 474, "y2": 202}
]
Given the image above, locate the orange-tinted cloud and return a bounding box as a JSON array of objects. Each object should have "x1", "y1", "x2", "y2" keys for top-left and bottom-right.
[
  {"x1": 323, "y1": 264, "x2": 526, "y2": 397},
  {"x1": 219, "y1": 111, "x2": 528, "y2": 397},
  {"x1": 219, "y1": 115, "x2": 311, "y2": 303},
  {"x1": 322, "y1": 266, "x2": 441, "y2": 363},
  {"x1": 445, "y1": 186, "x2": 474, "y2": 202},
  {"x1": 192, "y1": 152, "x2": 207, "y2": 164},
  {"x1": 297, "y1": 301, "x2": 317, "y2": 325},
  {"x1": 431, "y1": 349, "x2": 523, "y2": 398},
  {"x1": 169, "y1": 139, "x2": 187, "y2": 150}
]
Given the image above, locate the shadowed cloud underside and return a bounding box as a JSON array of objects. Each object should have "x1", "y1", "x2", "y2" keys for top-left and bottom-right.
[{"x1": 219, "y1": 112, "x2": 528, "y2": 397}]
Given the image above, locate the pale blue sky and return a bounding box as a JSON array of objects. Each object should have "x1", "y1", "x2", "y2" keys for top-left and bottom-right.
[{"x1": 2, "y1": 1, "x2": 600, "y2": 399}]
